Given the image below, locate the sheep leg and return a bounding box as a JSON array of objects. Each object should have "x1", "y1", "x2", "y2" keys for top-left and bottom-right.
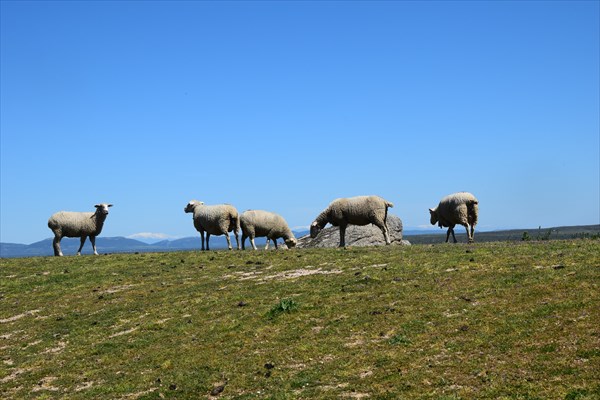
[
  {"x1": 470, "y1": 225, "x2": 475, "y2": 243},
  {"x1": 241, "y1": 234, "x2": 247, "y2": 250},
  {"x1": 200, "y1": 231, "x2": 206, "y2": 251},
  {"x1": 206, "y1": 233, "x2": 211, "y2": 251},
  {"x1": 464, "y1": 225, "x2": 473, "y2": 243},
  {"x1": 379, "y1": 223, "x2": 391, "y2": 245},
  {"x1": 89, "y1": 236, "x2": 99, "y2": 255},
  {"x1": 224, "y1": 233, "x2": 232, "y2": 250},
  {"x1": 263, "y1": 238, "x2": 269, "y2": 250},
  {"x1": 273, "y1": 239, "x2": 278, "y2": 250},
  {"x1": 233, "y1": 231, "x2": 240, "y2": 250},
  {"x1": 52, "y1": 235, "x2": 63, "y2": 257},
  {"x1": 249, "y1": 237, "x2": 257, "y2": 250},
  {"x1": 77, "y1": 236, "x2": 87, "y2": 255},
  {"x1": 339, "y1": 224, "x2": 347, "y2": 248},
  {"x1": 446, "y1": 227, "x2": 458, "y2": 243}
]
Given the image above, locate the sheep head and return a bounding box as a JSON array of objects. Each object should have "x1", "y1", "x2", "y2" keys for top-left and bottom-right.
[
  {"x1": 94, "y1": 204, "x2": 113, "y2": 215},
  {"x1": 310, "y1": 222, "x2": 321, "y2": 238},
  {"x1": 429, "y1": 208, "x2": 438, "y2": 225},
  {"x1": 184, "y1": 200, "x2": 204, "y2": 213},
  {"x1": 285, "y1": 237, "x2": 297, "y2": 248}
]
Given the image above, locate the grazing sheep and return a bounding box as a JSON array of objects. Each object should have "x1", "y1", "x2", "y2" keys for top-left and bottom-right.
[
  {"x1": 240, "y1": 210, "x2": 297, "y2": 250},
  {"x1": 184, "y1": 200, "x2": 240, "y2": 251},
  {"x1": 429, "y1": 192, "x2": 479, "y2": 243},
  {"x1": 47, "y1": 203, "x2": 113, "y2": 256},
  {"x1": 310, "y1": 195, "x2": 394, "y2": 248}
]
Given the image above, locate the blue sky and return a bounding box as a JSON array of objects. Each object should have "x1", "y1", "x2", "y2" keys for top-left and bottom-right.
[{"x1": 1, "y1": 0, "x2": 598, "y2": 244}]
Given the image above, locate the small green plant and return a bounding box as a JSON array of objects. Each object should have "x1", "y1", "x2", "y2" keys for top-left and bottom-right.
[
  {"x1": 388, "y1": 334, "x2": 411, "y2": 346},
  {"x1": 564, "y1": 388, "x2": 593, "y2": 400},
  {"x1": 267, "y1": 298, "x2": 299, "y2": 319},
  {"x1": 522, "y1": 231, "x2": 531, "y2": 241}
]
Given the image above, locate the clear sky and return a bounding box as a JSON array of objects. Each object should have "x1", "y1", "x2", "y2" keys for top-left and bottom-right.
[{"x1": 1, "y1": 0, "x2": 599, "y2": 244}]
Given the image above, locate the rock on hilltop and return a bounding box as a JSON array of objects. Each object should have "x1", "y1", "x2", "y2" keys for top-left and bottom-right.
[{"x1": 297, "y1": 214, "x2": 410, "y2": 248}]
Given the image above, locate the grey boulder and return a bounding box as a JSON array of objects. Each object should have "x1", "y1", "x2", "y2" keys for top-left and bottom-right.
[{"x1": 297, "y1": 214, "x2": 410, "y2": 248}]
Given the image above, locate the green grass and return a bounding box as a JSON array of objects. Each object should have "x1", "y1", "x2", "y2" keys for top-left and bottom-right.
[{"x1": 1, "y1": 240, "x2": 599, "y2": 399}]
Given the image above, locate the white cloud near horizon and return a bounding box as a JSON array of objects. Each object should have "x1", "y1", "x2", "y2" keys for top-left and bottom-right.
[
  {"x1": 415, "y1": 225, "x2": 438, "y2": 230},
  {"x1": 126, "y1": 232, "x2": 178, "y2": 240},
  {"x1": 291, "y1": 226, "x2": 310, "y2": 232}
]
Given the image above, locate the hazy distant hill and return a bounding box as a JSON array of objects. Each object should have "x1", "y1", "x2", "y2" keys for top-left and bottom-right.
[
  {"x1": 0, "y1": 237, "x2": 155, "y2": 258},
  {"x1": 1, "y1": 226, "x2": 597, "y2": 258},
  {"x1": 0, "y1": 230, "x2": 310, "y2": 258},
  {"x1": 404, "y1": 224, "x2": 600, "y2": 245}
]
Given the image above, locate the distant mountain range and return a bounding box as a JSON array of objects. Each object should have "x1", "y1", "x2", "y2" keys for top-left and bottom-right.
[
  {"x1": 1, "y1": 225, "x2": 598, "y2": 258},
  {"x1": 0, "y1": 230, "x2": 309, "y2": 258}
]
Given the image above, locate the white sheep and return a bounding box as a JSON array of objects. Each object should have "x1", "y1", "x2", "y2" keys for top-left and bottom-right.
[
  {"x1": 184, "y1": 200, "x2": 240, "y2": 251},
  {"x1": 310, "y1": 195, "x2": 394, "y2": 247},
  {"x1": 47, "y1": 203, "x2": 113, "y2": 256},
  {"x1": 429, "y1": 192, "x2": 479, "y2": 243},
  {"x1": 240, "y1": 210, "x2": 297, "y2": 250}
]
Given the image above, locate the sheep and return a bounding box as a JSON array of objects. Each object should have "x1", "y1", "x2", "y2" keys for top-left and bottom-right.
[
  {"x1": 47, "y1": 203, "x2": 113, "y2": 256},
  {"x1": 184, "y1": 200, "x2": 240, "y2": 251},
  {"x1": 240, "y1": 210, "x2": 297, "y2": 250},
  {"x1": 310, "y1": 195, "x2": 394, "y2": 248},
  {"x1": 429, "y1": 192, "x2": 479, "y2": 243}
]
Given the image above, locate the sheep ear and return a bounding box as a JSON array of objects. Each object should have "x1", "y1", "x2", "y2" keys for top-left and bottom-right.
[
  {"x1": 108, "y1": 204, "x2": 113, "y2": 207},
  {"x1": 428, "y1": 208, "x2": 434, "y2": 214},
  {"x1": 94, "y1": 204, "x2": 101, "y2": 208}
]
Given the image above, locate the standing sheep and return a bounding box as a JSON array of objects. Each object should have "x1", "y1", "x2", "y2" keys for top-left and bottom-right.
[
  {"x1": 184, "y1": 200, "x2": 240, "y2": 251},
  {"x1": 240, "y1": 210, "x2": 297, "y2": 250},
  {"x1": 310, "y1": 195, "x2": 394, "y2": 248},
  {"x1": 47, "y1": 203, "x2": 113, "y2": 256},
  {"x1": 429, "y1": 192, "x2": 479, "y2": 243}
]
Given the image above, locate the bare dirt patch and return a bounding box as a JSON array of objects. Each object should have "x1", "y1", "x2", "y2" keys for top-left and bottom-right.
[
  {"x1": 342, "y1": 392, "x2": 371, "y2": 399},
  {"x1": 74, "y1": 380, "x2": 95, "y2": 392},
  {"x1": 31, "y1": 376, "x2": 59, "y2": 392},
  {"x1": 0, "y1": 309, "x2": 41, "y2": 324},
  {"x1": 222, "y1": 270, "x2": 265, "y2": 281},
  {"x1": 0, "y1": 367, "x2": 30, "y2": 384},
  {"x1": 120, "y1": 387, "x2": 158, "y2": 399},
  {"x1": 224, "y1": 266, "x2": 342, "y2": 282},
  {"x1": 265, "y1": 267, "x2": 342, "y2": 281},
  {"x1": 345, "y1": 336, "x2": 365, "y2": 348},
  {"x1": 359, "y1": 370, "x2": 373, "y2": 379},
  {"x1": 102, "y1": 284, "x2": 138, "y2": 294},
  {"x1": 24, "y1": 339, "x2": 42, "y2": 348},
  {"x1": 43, "y1": 340, "x2": 67, "y2": 354},
  {"x1": 109, "y1": 327, "x2": 138, "y2": 338}
]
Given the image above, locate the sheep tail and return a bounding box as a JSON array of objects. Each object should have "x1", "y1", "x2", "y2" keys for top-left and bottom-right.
[
  {"x1": 384, "y1": 200, "x2": 393, "y2": 222},
  {"x1": 231, "y1": 215, "x2": 240, "y2": 234},
  {"x1": 467, "y1": 199, "x2": 479, "y2": 226}
]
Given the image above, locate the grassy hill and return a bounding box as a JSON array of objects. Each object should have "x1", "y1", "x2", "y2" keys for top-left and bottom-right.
[
  {"x1": 404, "y1": 224, "x2": 600, "y2": 245},
  {"x1": 1, "y1": 240, "x2": 599, "y2": 399}
]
